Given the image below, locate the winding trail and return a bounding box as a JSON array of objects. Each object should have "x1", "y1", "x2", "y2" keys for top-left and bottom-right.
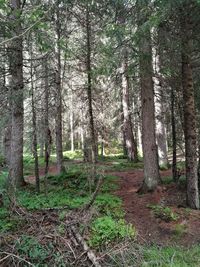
[
  {"x1": 26, "y1": 162, "x2": 200, "y2": 246},
  {"x1": 112, "y1": 169, "x2": 200, "y2": 246}
]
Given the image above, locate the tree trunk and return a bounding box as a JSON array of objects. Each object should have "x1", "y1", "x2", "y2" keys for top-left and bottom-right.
[
  {"x1": 30, "y1": 40, "x2": 40, "y2": 193},
  {"x1": 121, "y1": 49, "x2": 138, "y2": 162},
  {"x1": 138, "y1": 14, "x2": 160, "y2": 191},
  {"x1": 86, "y1": 5, "x2": 97, "y2": 163},
  {"x1": 8, "y1": 0, "x2": 25, "y2": 189},
  {"x1": 181, "y1": 8, "x2": 199, "y2": 209},
  {"x1": 44, "y1": 57, "x2": 51, "y2": 194},
  {"x1": 153, "y1": 43, "x2": 169, "y2": 166},
  {"x1": 171, "y1": 84, "x2": 177, "y2": 182},
  {"x1": 70, "y1": 90, "x2": 74, "y2": 152},
  {"x1": 55, "y1": 2, "x2": 65, "y2": 173},
  {"x1": 3, "y1": 125, "x2": 11, "y2": 166}
]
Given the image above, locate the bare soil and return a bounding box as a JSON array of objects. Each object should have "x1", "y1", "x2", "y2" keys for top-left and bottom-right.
[
  {"x1": 113, "y1": 169, "x2": 200, "y2": 246},
  {"x1": 26, "y1": 164, "x2": 200, "y2": 247}
]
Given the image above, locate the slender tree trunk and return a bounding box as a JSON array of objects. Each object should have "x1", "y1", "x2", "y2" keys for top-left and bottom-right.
[
  {"x1": 55, "y1": 2, "x2": 65, "y2": 173},
  {"x1": 80, "y1": 110, "x2": 84, "y2": 150},
  {"x1": 70, "y1": 90, "x2": 74, "y2": 152},
  {"x1": 8, "y1": 0, "x2": 25, "y2": 189},
  {"x1": 44, "y1": 57, "x2": 51, "y2": 194},
  {"x1": 39, "y1": 139, "x2": 44, "y2": 158},
  {"x1": 138, "y1": 13, "x2": 160, "y2": 191},
  {"x1": 120, "y1": 95, "x2": 127, "y2": 157},
  {"x1": 171, "y1": 84, "x2": 177, "y2": 182},
  {"x1": 181, "y1": 8, "x2": 199, "y2": 209},
  {"x1": 86, "y1": 5, "x2": 97, "y2": 163},
  {"x1": 121, "y1": 49, "x2": 138, "y2": 162},
  {"x1": 30, "y1": 41, "x2": 40, "y2": 193}
]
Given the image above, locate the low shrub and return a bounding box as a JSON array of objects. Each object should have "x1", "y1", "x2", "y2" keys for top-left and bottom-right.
[{"x1": 88, "y1": 216, "x2": 136, "y2": 248}]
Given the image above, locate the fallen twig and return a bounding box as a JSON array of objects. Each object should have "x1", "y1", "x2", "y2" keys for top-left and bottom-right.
[{"x1": 70, "y1": 225, "x2": 101, "y2": 267}]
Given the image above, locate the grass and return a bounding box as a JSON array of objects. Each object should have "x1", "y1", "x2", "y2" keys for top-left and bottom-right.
[
  {"x1": 1, "y1": 153, "x2": 200, "y2": 266},
  {"x1": 105, "y1": 243, "x2": 200, "y2": 266},
  {"x1": 141, "y1": 245, "x2": 200, "y2": 267}
]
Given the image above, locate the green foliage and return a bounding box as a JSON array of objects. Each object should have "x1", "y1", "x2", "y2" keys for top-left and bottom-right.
[
  {"x1": 23, "y1": 154, "x2": 46, "y2": 169},
  {"x1": 148, "y1": 204, "x2": 179, "y2": 222},
  {"x1": 15, "y1": 235, "x2": 51, "y2": 265},
  {"x1": 0, "y1": 154, "x2": 5, "y2": 165},
  {"x1": 17, "y1": 188, "x2": 89, "y2": 210},
  {"x1": 142, "y1": 245, "x2": 200, "y2": 267},
  {"x1": 173, "y1": 223, "x2": 187, "y2": 238},
  {"x1": 0, "y1": 171, "x2": 7, "y2": 189},
  {"x1": 101, "y1": 174, "x2": 119, "y2": 192},
  {"x1": 63, "y1": 150, "x2": 83, "y2": 160},
  {"x1": 95, "y1": 194, "x2": 124, "y2": 218},
  {"x1": 162, "y1": 176, "x2": 173, "y2": 185},
  {"x1": 159, "y1": 163, "x2": 170, "y2": 170},
  {"x1": 89, "y1": 216, "x2": 136, "y2": 248},
  {"x1": 0, "y1": 208, "x2": 24, "y2": 233}
]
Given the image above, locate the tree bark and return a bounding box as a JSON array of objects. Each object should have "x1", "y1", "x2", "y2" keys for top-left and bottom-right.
[
  {"x1": 153, "y1": 41, "x2": 169, "y2": 166},
  {"x1": 171, "y1": 84, "x2": 177, "y2": 182},
  {"x1": 70, "y1": 90, "x2": 74, "y2": 152},
  {"x1": 86, "y1": 5, "x2": 97, "y2": 163},
  {"x1": 30, "y1": 40, "x2": 40, "y2": 193},
  {"x1": 121, "y1": 49, "x2": 138, "y2": 162},
  {"x1": 138, "y1": 12, "x2": 160, "y2": 191},
  {"x1": 44, "y1": 57, "x2": 51, "y2": 193},
  {"x1": 8, "y1": 0, "x2": 25, "y2": 189},
  {"x1": 181, "y1": 7, "x2": 199, "y2": 209},
  {"x1": 55, "y1": 1, "x2": 65, "y2": 173}
]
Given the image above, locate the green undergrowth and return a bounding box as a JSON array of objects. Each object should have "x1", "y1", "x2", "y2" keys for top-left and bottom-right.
[
  {"x1": 162, "y1": 175, "x2": 186, "y2": 186},
  {"x1": 147, "y1": 204, "x2": 179, "y2": 222},
  {"x1": 141, "y1": 245, "x2": 200, "y2": 267},
  {"x1": 63, "y1": 149, "x2": 83, "y2": 160},
  {"x1": 0, "y1": 165, "x2": 136, "y2": 249},
  {"x1": 15, "y1": 235, "x2": 53, "y2": 266},
  {"x1": 105, "y1": 243, "x2": 200, "y2": 266},
  {"x1": 88, "y1": 216, "x2": 136, "y2": 248}
]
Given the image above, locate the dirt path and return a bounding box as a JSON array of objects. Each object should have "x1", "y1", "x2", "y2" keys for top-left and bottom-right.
[
  {"x1": 25, "y1": 165, "x2": 58, "y2": 184},
  {"x1": 26, "y1": 163, "x2": 200, "y2": 246},
  {"x1": 112, "y1": 169, "x2": 200, "y2": 246}
]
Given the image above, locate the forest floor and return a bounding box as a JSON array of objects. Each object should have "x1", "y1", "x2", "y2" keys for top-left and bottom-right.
[
  {"x1": 2, "y1": 155, "x2": 200, "y2": 266},
  {"x1": 25, "y1": 160, "x2": 200, "y2": 247},
  {"x1": 113, "y1": 169, "x2": 200, "y2": 247}
]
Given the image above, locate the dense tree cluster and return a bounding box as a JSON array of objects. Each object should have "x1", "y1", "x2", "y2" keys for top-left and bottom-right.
[{"x1": 1, "y1": 0, "x2": 200, "y2": 209}]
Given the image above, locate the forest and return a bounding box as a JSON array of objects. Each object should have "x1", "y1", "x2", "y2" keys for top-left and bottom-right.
[{"x1": 1, "y1": 0, "x2": 200, "y2": 266}]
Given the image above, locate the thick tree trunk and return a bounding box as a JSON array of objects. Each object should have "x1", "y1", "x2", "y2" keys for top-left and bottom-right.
[
  {"x1": 121, "y1": 49, "x2": 138, "y2": 162},
  {"x1": 86, "y1": 5, "x2": 97, "y2": 163},
  {"x1": 8, "y1": 0, "x2": 25, "y2": 188},
  {"x1": 138, "y1": 21, "x2": 160, "y2": 191},
  {"x1": 3, "y1": 125, "x2": 11, "y2": 166},
  {"x1": 181, "y1": 9, "x2": 199, "y2": 209},
  {"x1": 55, "y1": 3, "x2": 65, "y2": 173}
]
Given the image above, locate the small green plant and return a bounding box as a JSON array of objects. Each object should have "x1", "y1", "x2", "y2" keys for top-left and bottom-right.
[
  {"x1": 15, "y1": 235, "x2": 51, "y2": 265},
  {"x1": 173, "y1": 223, "x2": 187, "y2": 238},
  {"x1": 0, "y1": 208, "x2": 24, "y2": 233},
  {"x1": 95, "y1": 194, "x2": 124, "y2": 218},
  {"x1": 148, "y1": 204, "x2": 179, "y2": 222},
  {"x1": 88, "y1": 216, "x2": 136, "y2": 248}
]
